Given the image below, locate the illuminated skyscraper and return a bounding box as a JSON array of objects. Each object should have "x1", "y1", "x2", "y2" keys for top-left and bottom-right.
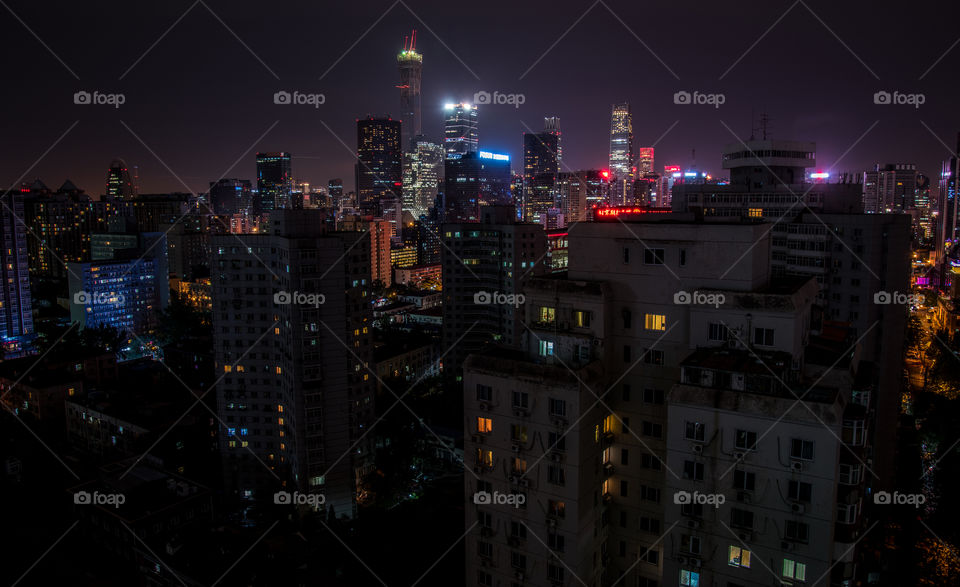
[
  {"x1": 402, "y1": 137, "x2": 444, "y2": 219},
  {"x1": 608, "y1": 103, "x2": 634, "y2": 206},
  {"x1": 105, "y1": 159, "x2": 134, "y2": 199},
  {"x1": 0, "y1": 190, "x2": 33, "y2": 352},
  {"x1": 255, "y1": 152, "x2": 292, "y2": 213},
  {"x1": 397, "y1": 30, "x2": 423, "y2": 151},
  {"x1": 209, "y1": 178, "x2": 252, "y2": 215},
  {"x1": 443, "y1": 103, "x2": 478, "y2": 158},
  {"x1": 522, "y1": 123, "x2": 560, "y2": 223},
  {"x1": 356, "y1": 117, "x2": 403, "y2": 216},
  {"x1": 637, "y1": 146, "x2": 654, "y2": 174}
]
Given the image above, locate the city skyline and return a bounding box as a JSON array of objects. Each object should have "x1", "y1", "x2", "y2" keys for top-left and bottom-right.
[{"x1": 3, "y1": 1, "x2": 960, "y2": 194}]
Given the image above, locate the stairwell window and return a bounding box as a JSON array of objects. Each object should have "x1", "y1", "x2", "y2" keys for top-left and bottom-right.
[{"x1": 644, "y1": 313, "x2": 667, "y2": 331}]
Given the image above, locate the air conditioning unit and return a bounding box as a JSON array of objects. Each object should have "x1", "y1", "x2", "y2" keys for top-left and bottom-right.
[
  {"x1": 692, "y1": 444, "x2": 703, "y2": 455},
  {"x1": 511, "y1": 443, "x2": 521, "y2": 453},
  {"x1": 791, "y1": 503, "x2": 806, "y2": 514},
  {"x1": 690, "y1": 558, "x2": 702, "y2": 568},
  {"x1": 791, "y1": 460, "x2": 804, "y2": 472},
  {"x1": 733, "y1": 451, "x2": 745, "y2": 461},
  {"x1": 677, "y1": 556, "x2": 687, "y2": 565}
]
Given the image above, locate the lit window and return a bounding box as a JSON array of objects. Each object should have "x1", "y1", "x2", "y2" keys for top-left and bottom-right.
[
  {"x1": 748, "y1": 208, "x2": 763, "y2": 217},
  {"x1": 728, "y1": 546, "x2": 751, "y2": 568},
  {"x1": 679, "y1": 570, "x2": 700, "y2": 586},
  {"x1": 477, "y1": 417, "x2": 492, "y2": 433},
  {"x1": 782, "y1": 559, "x2": 806, "y2": 581},
  {"x1": 644, "y1": 314, "x2": 666, "y2": 331},
  {"x1": 223, "y1": 365, "x2": 232, "y2": 373},
  {"x1": 574, "y1": 310, "x2": 590, "y2": 327},
  {"x1": 539, "y1": 340, "x2": 555, "y2": 356},
  {"x1": 539, "y1": 307, "x2": 556, "y2": 323}
]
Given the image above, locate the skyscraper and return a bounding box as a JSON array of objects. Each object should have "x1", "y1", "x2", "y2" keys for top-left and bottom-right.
[
  {"x1": 608, "y1": 103, "x2": 634, "y2": 206},
  {"x1": 209, "y1": 178, "x2": 252, "y2": 216},
  {"x1": 402, "y1": 137, "x2": 444, "y2": 219},
  {"x1": 637, "y1": 146, "x2": 654, "y2": 175},
  {"x1": 328, "y1": 178, "x2": 344, "y2": 210},
  {"x1": 443, "y1": 150, "x2": 512, "y2": 223},
  {"x1": 105, "y1": 159, "x2": 134, "y2": 199},
  {"x1": 0, "y1": 190, "x2": 33, "y2": 352},
  {"x1": 862, "y1": 163, "x2": 917, "y2": 214},
  {"x1": 443, "y1": 103, "x2": 478, "y2": 158},
  {"x1": 522, "y1": 123, "x2": 560, "y2": 223},
  {"x1": 356, "y1": 117, "x2": 403, "y2": 215},
  {"x1": 255, "y1": 152, "x2": 292, "y2": 213},
  {"x1": 212, "y1": 210, "x2": 374, "y2": 519},
  {"x1": 396, "y1": 30, "x2": 422, "y2": 151}
]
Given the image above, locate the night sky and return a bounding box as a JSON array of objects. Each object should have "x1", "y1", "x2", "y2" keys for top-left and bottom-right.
[{"x1": 4, "y1": 0, "x2": 959, "y2": 195}]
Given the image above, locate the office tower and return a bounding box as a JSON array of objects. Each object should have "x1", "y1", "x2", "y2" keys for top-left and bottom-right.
[
  {"x1": 522, "y1": 125, "x2": 560, "y2": 223},
  {"x1": 444, "y1": 103, "x2": 478, "y2": 158},
  {"x1": 209, "y1": 178, "x2": 252, "y2": 216},
  {"x1": 608, "y1": 103, "x2": 634, "y2": 206},
  {"x1": 637, "y1": 147, "x2": 655, "y2": 175},
  {"x1": 0, "y1": 190, "x2": 33, "y2": 351},
  {"x1": 167, "y1": 213, "x2": 209, "y2": 280},
  {"x1": 397, "y1": 30, "x2": 422, "y2": 151},
  {"x1": 328, "y1": 178, "x2": 344, "y2": 210},
  {"x1": 212, "y1": 210, "x2": 374, "y2": 519},
  {"x1": 673, "y1": 137, "x2": 910, "y2": 487},
  {"x1": 444, "y1": 150, "x2": 511, "y2": 223},
  {"x1": 441, "y1": 207, "x2": 546, "y2": 381},
  {"x1": 544, "y1": 116, "x2": 562, "y2": 163},
  {"x1": 464, "y1": 212, "x2": 875, "y2": 587},
  {"x1": 255, "y1": 152, "x2": 293, "y2": 213},
  {"x1": 356, "y1": 117, "x2": 403, "y2": 215},
  {"x1": 68, "y1": 232, "x2": 169, "y2": 335},
  {"x1": 402, "y1": 137, "x2": 444, "y2": 219},
  {"x1": 105, "y1": 159, "x2": 134, "y2": 199},
  {"x1": 862, "y1": 163, "x2": 917, "y2": 214},
  {"x1": 478, "y1": 151, "x2": 512, "y2": 206},
  {"x1": 916, "y1": 173, "x2": 932, "y2": 239},
  {"x1": 934, "y1": 137, "x2": 960, "y2": 271}
]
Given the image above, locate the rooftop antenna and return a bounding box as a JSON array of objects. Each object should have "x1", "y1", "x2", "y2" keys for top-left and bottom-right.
[
  {"x1": 749, "y1": 108, "x2": 756, "y2": 140},
  {"x1": 411, "y1": 29, "x2": 417, "y2": 51},
  {"x1": 759, "y1": 112, "x2": 770, "y2": 140}
]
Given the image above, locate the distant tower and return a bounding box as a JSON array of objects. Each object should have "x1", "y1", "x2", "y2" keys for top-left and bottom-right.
[
  {"x1": 105, "y1": 159, "x2": 134, "y2": 199},
  {"x1": 355, "y1": 117, "x2": 403, "y2": 215},
  {"x1": 637, "y1": 147, "x2": 654, "y2": 175},
  {"x1": 255, "y1": 152, "x2": 293, "y2": 213},
  {"x1": 544, "y1": 116, "x2": 562, "y2": 163},
  {"x1": 397, "y1": 30, "x2": 423, "y2": 151},
  {"x1": 443, "y1": 103, "x2": 478, "y2": 159},
  {"x1": 608, "y1": 103, "x2": 634, "y2": 206}
]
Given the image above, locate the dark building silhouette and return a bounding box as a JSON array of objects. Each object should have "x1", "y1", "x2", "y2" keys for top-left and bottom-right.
[{"x1": 355, "y1": 117, "x2": 402, "y2": 215}]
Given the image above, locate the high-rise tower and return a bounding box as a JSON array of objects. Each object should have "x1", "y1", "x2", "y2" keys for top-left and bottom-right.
[
  {"x1": 105, "y1": 159, "x2": 134, "y2": 199},
  {"x1": 608, "y1": 103, "x2": 634, "y2": 206},
  {"x1": 255, "y1": 152, "x2": 293, "y2": 213},
  {"x1": 443, "y1": 103, "x2": 478, "y2": 159},
  {"x1": 397, "y1": 30, "x2": 423, "y2": 151},
  {"x1": 356, "y1": 117, "x2": 403, "y2": 215}
]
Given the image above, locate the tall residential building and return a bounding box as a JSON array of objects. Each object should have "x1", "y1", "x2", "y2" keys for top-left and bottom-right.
[
  {"x1": 934, "y1": 134, "x2": 960, "y2": 271},
  {"x1": 464, "y1": 212, "x2": 879, "y2": 587},
  {"x1": 522, "y1": 124, "x2": 560, "y2": 223},
  {"x1": 212, "y1": 210, "x2": 374, "y2": 519},
  {"x1": 356, "y1": 117, "x2": 403, "y2": 216},
  {"x1": 444, "y1": 103, "x2": 479, "y2": 158},
  {"x1": 255, "y1": 152, "x2": 293, "y2": 213},
  {"x1": 209, "y1": 178, "x2": 252, "y2": 216},
  {"x1": 608, "y1": 103, "x2": 634, "y2": 206},
  {"x1": 862, "y1": 163, "x2": 917, "y2": 214},
  {"x1": 673, "y1": 138, "x2": 910, "y2": 487},
  {"x1": 68, "y1": 232, "x2": 169, "y2": 335},
  {"x1": 441, "y1": 206, "x2": 546, "y2": 381},
  {"x1": 396, "y1": 30, "x2": 423, "y2": 151},
  {"x1": 0, "y1": 190, "x2": 33, "y2": 351},
  {"x1": 105, "y1": 159, "x2": 134, "y2": 199},
  {"x1": 402, "y1": 137, "x2": 444, "y2": 219}
]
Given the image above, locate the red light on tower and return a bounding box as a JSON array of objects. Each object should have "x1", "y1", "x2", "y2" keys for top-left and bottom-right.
[{"x1": 601, "y1": 170, "x2": 610, "y2": 179}]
